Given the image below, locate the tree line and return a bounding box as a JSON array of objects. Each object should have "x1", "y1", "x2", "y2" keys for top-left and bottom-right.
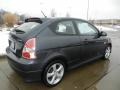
[
  {"x1": 0, "y1": 9, "x2": 29, "y2": 27},
  {"x1": 0, "y1": 9, "x2": 71, "y2": 27}
]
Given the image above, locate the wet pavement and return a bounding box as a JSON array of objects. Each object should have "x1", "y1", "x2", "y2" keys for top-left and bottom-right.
[{"x1": 0, "y1": 31, "x2": 120, "y2": 90}]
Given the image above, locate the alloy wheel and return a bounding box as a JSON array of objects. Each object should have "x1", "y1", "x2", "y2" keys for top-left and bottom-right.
[
  {"x1": 46, "y1": 63, "x2": 64, "y2": 85},
  {"x1": 105, "y1": 46, "x2": 111, "y2": 59}
]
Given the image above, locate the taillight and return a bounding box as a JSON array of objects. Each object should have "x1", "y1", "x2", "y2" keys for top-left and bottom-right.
[{"x1": 22, "y1": 38, "x2": 36, "y2": 60}]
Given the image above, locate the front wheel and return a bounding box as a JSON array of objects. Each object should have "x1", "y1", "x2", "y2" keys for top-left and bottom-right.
[
  {"x1": 42, "y1": 60, "x2": 65, "y2": 87},
  {"x1": 103, "y1": 46, "x2": 111, "y2": 60}
]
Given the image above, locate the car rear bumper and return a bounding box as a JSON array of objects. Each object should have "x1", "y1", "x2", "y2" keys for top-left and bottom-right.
[{"x1": 6, "y1": 47, "x2": 43, "y2": 82}]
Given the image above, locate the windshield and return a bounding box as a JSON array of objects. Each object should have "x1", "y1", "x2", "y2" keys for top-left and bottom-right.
[{"x1": 16, "y1": 22, "x2": 40, "y2": 32}]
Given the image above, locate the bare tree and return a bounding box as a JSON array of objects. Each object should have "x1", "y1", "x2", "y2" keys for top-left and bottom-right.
[
  {"x1": 50, "y1": 9, "x2": 56, "y2": 17},
  {"x1": 3, "y1": 12, "x2": 18, "y2": 27},
  {"x1": 0, "y1": 9, "x2": 6, "y2": 26},
  {"x1": 0, "y1": 14, "x2": 4, "y2": 26},
  {"x1": 66, "y1": 12, "x2": 70, "y2": 17},
  {"x1": 20, "y1": 14, "x2": 26, "y2": 21}
]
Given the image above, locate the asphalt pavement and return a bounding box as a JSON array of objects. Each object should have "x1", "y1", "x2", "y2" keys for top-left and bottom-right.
[{"x1": 0, "y1": 30, "x2": 120, "y2": 90}]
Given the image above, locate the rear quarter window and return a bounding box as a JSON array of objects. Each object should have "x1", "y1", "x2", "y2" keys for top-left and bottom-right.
[{"x1": 50, "y1": 20, "x2": 77, "y2": 35}]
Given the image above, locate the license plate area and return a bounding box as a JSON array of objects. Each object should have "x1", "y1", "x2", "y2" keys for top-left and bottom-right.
[{"x1": 9, "y1": 40, "x2": 16, "y2": 53}]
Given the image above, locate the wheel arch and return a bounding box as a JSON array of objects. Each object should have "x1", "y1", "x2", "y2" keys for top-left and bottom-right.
[
  {"x1": 41, "y1": 53, "x2": 69, "y2": 73},
  {"x1": 46, "y1": 56, "x2": 68, "y2": 69},
  {"x1": 41, "y1": 53, "x2": 68, "y2": 86}
]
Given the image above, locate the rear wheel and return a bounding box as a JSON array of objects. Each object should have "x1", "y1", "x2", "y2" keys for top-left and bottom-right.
[
  {"x1": 103, "y1": 46, "x2": 111, "y2": 60},
  {"x1": 42, "y1": 60, "x2": 65, "y2": 87}
]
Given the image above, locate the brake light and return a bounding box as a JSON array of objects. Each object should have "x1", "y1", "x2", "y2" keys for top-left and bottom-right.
[{"x1": 22, "y1": 38, "x2": 36, "y2": 60}]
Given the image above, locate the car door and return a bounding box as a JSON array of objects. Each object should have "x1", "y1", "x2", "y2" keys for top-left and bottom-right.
[
  {"x1": 74, "y1": 20, "x2": 105, "y2": 60},
  {"x1": 50, "y1": 20, "x2": 85, "y2": 64}
]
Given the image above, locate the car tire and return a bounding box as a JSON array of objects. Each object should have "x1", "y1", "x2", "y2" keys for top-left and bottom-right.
[
  {"x1": 42, "y1": 60, "x2": 65, "y2": 87},
  {"x1": 103, "y1": 45, "x2": 111, "y2": 60}
]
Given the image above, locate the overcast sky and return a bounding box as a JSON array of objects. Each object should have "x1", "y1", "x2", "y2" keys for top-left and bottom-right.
[{"x1": 0, "y1": 0, "x2": 120, "y2": 20}]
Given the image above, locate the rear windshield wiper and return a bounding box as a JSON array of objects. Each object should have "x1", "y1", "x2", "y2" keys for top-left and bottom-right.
[{"x1": 13, "y1": 29, "x2": 25, "y2": 34}]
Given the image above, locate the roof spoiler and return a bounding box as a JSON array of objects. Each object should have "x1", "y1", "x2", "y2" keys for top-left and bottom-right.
[{"x1": 25, "y1": 18, "x2": 43, "y2": 23}]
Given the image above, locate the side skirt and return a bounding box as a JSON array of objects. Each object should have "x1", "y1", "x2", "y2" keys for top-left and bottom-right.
[{"x1": 67, "y1": 55, "x2": 103, "y2": 71}]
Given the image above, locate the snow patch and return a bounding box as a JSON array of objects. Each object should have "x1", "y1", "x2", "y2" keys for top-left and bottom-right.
[
  {"x1": 95, "y1": 26, "x2": 118, "y2": 32},
  {"x1": 0, "y1": 31, "x2": 9, "y2": 55}
]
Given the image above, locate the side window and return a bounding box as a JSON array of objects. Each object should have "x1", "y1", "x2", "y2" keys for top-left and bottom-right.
[
  {"x1": 55, "y1": 21, "x2": 76, "y2": 35},
  {"x1": 75, "y1": 21, "x2": 98, "y2": 35}
]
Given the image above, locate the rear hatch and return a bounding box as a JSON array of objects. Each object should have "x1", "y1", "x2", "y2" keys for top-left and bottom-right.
[{"x1": 9, "y1": 22, "x2": 42, "y2": 58}]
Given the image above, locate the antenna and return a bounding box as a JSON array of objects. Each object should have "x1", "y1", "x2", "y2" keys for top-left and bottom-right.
[{"x1": 41, "y1": 10, "x2": 47, "y2": 18}]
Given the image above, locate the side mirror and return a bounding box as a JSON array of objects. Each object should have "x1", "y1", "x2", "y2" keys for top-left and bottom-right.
[{"x1": 99, "y1": 31, "x2": 107, "y2": 36}]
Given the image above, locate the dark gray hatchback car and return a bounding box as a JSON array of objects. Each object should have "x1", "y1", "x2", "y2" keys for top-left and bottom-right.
[{"x1": 6, "y1": 18, "x2": 112, "y2": 87}]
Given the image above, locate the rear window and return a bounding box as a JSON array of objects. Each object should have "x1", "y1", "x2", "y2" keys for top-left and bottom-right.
[{"x1": 16, "y1": 22, "x2": 40, "y2": 32}]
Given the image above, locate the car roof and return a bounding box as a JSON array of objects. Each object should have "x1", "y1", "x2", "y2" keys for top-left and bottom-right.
[
  {"x1": 49, "y1": 17, "x2": 87, "y2": 22},
  {"x1": 25, "y1": 17, "x2": 88, "y2": 24}
]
